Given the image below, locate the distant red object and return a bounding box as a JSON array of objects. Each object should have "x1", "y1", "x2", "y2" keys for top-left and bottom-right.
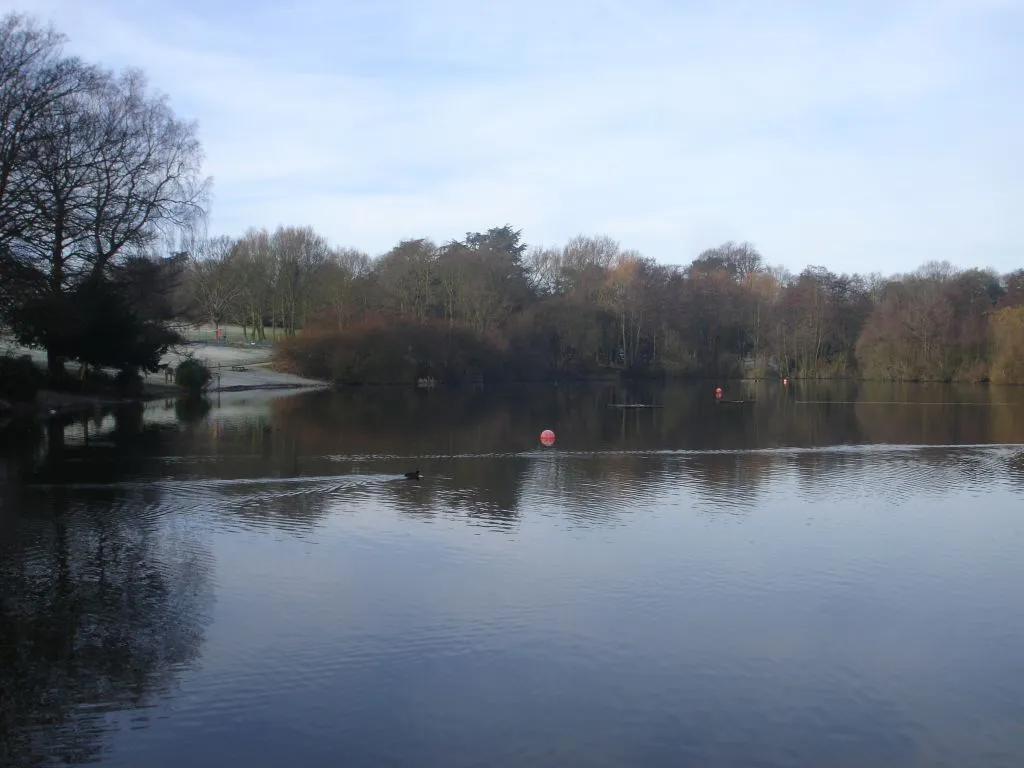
[
  {"x1": 783, "y1": 378, "x2": 789, "y2": 386},
  {"x1": 540, "y1": 429, "x2": 556, "y2": 446},
  {"x1": 715, "y1": 387, "x2": 723, "y2": 399}
]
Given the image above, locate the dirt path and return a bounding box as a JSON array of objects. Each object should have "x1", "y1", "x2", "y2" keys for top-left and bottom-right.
[{"x1": 153, "y1": 344, "x2": 328, "y2": 392}]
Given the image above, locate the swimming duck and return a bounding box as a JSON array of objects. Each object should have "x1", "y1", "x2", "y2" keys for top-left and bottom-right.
[{"x1": 403, "y1": 469, "x2": 421, "y2": 480}]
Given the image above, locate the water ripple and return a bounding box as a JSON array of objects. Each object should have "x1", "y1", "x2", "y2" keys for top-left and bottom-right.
[{"x1": 6, "y1": 420, "x2": 1024, "y2": 768}]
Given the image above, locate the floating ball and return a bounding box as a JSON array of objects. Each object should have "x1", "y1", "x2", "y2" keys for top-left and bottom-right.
[
  {"x1": 714, "y1": 387, "x2": 723, "y2": 399},
  {"x1": 540, "y1": 429, "x2": 556, "y2": 446}
]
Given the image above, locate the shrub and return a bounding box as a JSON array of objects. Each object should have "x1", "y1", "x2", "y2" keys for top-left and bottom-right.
[
  {"x1": 174, "y1": 358, "x2": 212, "y2": 395},
  {"x1": 275, "y1": 320, "x2": 507, "y2": 385}
]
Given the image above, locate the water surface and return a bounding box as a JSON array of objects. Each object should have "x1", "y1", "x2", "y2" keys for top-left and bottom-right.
[{"x1": 2, "y1": 381, "x2": 1023, "y2": 767}]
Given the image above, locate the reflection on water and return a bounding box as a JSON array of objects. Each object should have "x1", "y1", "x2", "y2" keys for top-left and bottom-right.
[
  {"x1": 2, "y1": 382, "x2": 1024, "y2": 767},
  {"x1": 0, "y1": 487, "x2": 213, "y2": 767}
]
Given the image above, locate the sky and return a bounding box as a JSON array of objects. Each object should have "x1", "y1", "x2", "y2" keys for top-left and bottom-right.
[{"x1": 3, "y1": 0, "x2": 1022, "y2": 275}]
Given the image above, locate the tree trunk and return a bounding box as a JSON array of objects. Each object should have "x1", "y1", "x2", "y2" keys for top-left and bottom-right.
[
  {"x1": 620, "y1": 314, "x2": 627, "y2": 368},
  {"x1": 48, "y1": 213, "x2": 65, "y2": 379}
]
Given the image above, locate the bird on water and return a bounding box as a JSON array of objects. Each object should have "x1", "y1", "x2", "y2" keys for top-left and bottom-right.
[{"x1": 404, "y1": 470, "x2": 421, "y2": 480}]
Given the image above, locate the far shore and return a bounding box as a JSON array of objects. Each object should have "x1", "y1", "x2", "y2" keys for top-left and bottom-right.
[{"x1": 3, "y1": 336, "x2": 1011, "y2": 428}]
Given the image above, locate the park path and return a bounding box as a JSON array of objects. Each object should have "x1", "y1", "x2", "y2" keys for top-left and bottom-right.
[{"x1": 2, "y1": 339, "x2": 326, "y2": 393}]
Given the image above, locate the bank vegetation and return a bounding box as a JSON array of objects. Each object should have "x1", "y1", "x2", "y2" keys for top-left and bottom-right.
[{"x1": 171, "y1": 226, "x2": 1024, "y2": 385}]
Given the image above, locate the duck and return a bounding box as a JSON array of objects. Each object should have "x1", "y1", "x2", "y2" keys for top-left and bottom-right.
[{"x1": 403, "y1": 469, "x2": 421, "y2": 480}]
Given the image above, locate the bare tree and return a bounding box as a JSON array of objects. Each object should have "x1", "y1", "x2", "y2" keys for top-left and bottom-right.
[
  {"x1": 692, "y1": 241, "x2": 763, "y2": 282},
  {"x1": 271, "y1": 225, "x2": 331, "y2": 335},
  {"x1": 313, "y1": 247, "x2": 371, "y2": 330},
  {"x1": 524, "y1": 245, "x2": 561, "y2": 296},
  {"x1": 187, "y1": 236, "x2": 238, "y2": 329},
  {"x1": 231, "y1": 228, "x2": 274, "y2": 339},
  {"x1": 374, "y1": 238, "x2": 437, "y2": 321},
  {"x1": 84, "y1": 69, "x2": 208, "y2": 276},
  {"x1": 560, "y1": 234, "x2": 619, "y2": 297},
  {"x1": 0, "y1": 14, "x2": 209, "y2": 375},
  {"x1": 0, "y1": 14, "x2": 86, "y2": 245}
]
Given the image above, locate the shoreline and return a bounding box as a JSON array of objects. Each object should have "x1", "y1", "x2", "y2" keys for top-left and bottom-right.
[
  {"x1": 3, "y1": 335, "x2": 1011, "y2": 427},
  {"x1": 302, "y1": 374, "x2": 1004, "y2": 389},
  {"x1": 1, "y1": 340, "x2": 328, "y2": 425},
  {"x1": 0, "y1": 377, "x2": 328, "y2": 426}
]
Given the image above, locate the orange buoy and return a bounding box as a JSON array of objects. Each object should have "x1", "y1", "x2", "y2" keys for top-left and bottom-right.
[{"x1": 540, "y1": 429, "x2": 556, "y2": 446}]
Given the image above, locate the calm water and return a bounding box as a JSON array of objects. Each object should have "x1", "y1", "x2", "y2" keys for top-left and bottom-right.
[{"x1": 2, "y1": 381, "x2": 1024, "y2": 767}]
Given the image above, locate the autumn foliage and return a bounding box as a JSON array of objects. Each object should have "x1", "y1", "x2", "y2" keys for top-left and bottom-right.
[
  {"x1": 275, "y1": 319, "x2": 508, "y2": 385},
  {"x1": 990, "y1": 306, "x2": 1024, "y2": 385},
  {"x1": 176, "y1": 222, "x2": 1023, "y2": 385}
]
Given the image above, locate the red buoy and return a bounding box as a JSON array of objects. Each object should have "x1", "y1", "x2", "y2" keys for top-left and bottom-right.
[
  {"x1": 715, "y1": 387, "x2": 723, "y2": 399},
  {"x1": 540, "y1": 429, "x2": 556, "y2": 446},
  {"x1": 782, "y1": 378, "x2": 789, "y2": 386}
]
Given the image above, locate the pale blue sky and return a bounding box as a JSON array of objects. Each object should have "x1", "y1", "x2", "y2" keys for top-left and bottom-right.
[{"x1": 5, "y1": 0, "x2": 1022, "y2": 274}]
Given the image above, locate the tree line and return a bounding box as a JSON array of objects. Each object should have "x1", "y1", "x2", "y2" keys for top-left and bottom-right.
[{"x1": 173, "y1": 224, "x2": 1024, "y2": 385}]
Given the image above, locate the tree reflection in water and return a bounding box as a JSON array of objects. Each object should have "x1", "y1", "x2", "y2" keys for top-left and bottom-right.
[{"x1": 0, "y1": 480, "x2": 212, "y2": 767}]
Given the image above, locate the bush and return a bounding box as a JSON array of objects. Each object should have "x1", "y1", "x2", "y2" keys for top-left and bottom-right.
[
  {"x1": 174, "y1": 358, "x2": 212, "y2": 395},
  {"x1": 276, "y1": 320, "x2": 507, "y2": 385}
]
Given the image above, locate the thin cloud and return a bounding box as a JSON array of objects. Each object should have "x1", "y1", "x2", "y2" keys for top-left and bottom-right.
[{"x1": 3, "y1": 0, "x2": 1022, "y2": 273}]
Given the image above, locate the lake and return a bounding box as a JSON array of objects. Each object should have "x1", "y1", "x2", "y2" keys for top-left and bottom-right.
[{"x1": 2, "y1": 380, "x2": 1023, "y2": 768}]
